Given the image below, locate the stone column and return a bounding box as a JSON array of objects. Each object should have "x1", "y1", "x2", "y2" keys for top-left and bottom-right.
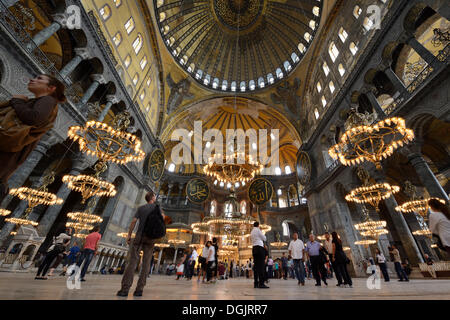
[
  {"x1": 275, "y1": 186, "x2": 280, "y2": 208},
  {"x1": 405, "y1": 34, "x2": 442, "y2": 69},
  {"x1": 166, "y1": 184, "x2": 174, "y2": 204},
  {"x1": 60, "y1": 48, "x2": 90, "y2": 79},
  {"x1": 156, "y1": 248, "x2": 164, "y2": 274},
  {"x1": 371, "y1": 169, "x2": 424, "y2": 265},
  {"x1": 177, "y1": 183, "x2": 186, "y2": 206},
  {"x1": 79, "y1": 74, "x2": 106, "y2": 106},
  {"x1": 28, "y1": 14, "x2": 67, "y2": 50},
  {"x1": 172, "y1": 247, "x2": 178, "y2": 263},
  {"x1": 1, "y1": 134, "x2": 58, "y2": 208},
  {"x1": 35, "y1": 154, "x2": 88, "y2": 236},
  {"x1": 383, "y1": 66, "x2": 407, "y2": 95},
  {"x1": 364, "y1": 88, "x2": 385, "y2": 117},
  {"x1": 407, "y1": 144, "x2": 449, "y2": 201},
  {"x1": 285, "y1": 187, "x2": 291, "y2": 208},
  {"x1": 98, "y1": 95, "x2": 119, "y2": 121}
]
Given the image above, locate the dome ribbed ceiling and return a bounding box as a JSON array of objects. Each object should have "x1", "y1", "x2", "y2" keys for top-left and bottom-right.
[{"x1": 155, "y1": 0, "x2": 323, "y2": 92}]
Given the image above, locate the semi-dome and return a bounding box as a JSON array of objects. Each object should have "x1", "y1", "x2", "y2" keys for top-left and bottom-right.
[{"x1": 154, "y1": 0, "x2": 322, "y2": 92}]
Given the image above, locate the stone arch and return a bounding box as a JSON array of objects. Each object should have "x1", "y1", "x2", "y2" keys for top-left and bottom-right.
[{"x1": 22, "y1": 245, "x2": 36, "y2": 262}]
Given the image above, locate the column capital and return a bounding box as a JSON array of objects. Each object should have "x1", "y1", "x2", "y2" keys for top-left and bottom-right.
[
  {"x1": 106, "y1": 95, "x2": 119, "y2": 104},
  {"x1": 91, "y1": 74, "x2": 106, "y2": 84},
  {"x1": 52, "y1": 13, "x2": 68, "y2": 27},
  {"x1": 74, "y1": 47, "x2": 91, "y2": 60},
  {"x1": 70, "y1": 153, "x2": 88, "y2": 172}
]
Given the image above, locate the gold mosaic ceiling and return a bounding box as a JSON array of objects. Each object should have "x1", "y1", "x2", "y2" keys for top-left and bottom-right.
[{"x1": 154, "y1": 0, "x2": 323, "y2": 92}]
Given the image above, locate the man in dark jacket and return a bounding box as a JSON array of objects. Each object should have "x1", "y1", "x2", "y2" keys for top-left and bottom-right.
[{"x1": 117, "y1": 191, "x2": 165, "y2": 297}]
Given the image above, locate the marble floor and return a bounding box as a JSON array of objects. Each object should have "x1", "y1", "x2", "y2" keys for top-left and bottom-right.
[{"x1": 0, "y1": 273, "x2": 449, "y2": 300}]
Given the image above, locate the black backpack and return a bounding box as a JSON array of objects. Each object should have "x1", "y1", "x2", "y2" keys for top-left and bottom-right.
[{"x1": 142, "y1": 204, "x2": 166, "y2": 239}]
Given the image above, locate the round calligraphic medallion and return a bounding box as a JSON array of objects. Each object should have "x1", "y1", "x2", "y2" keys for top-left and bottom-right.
[
  {"x1": 296, "y1": 151, "x2": 311, "y2": 185},
  {"x1": 149, "y1": 149, "x2": 165, "y2": 182},
  {"x1": 186, "y1": 178, "x2": 210, "y2": 203},
  {"x1": 248, "y1": 178, "x2": 273, "y2": 206}
]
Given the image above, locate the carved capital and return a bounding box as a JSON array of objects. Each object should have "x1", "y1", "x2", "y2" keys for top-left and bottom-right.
[
  {"x1": 106, "y1": 94, "x2": 119, "y2": 104},
  {"x1": 91, "y1": 74, "x2": 106, "y2": 84},
  {"x1": 74, "y1": 47, "x2": 91, "y2": 60}
]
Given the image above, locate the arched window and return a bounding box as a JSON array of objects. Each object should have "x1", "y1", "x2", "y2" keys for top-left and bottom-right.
[
  {"x1": 275, "y1": 167, "x2": 282, "y2": 175},
  {"x1": 285, "y1": 165, "x2": 292, "y2": 174},
  {"x1": 210, "y1": 200, "x2": 216, "y2": 216},
  {"x1": 338, "y1": 27, "x2": 348, "y2": 43},
  {"x1": 328, "y1": 42, "x2": 339, "y2": 62},
  {"x1": 316, "y1": 82, "x2": 322, "y2": 93},
  {"x1": 314, "y1": 108, "x2": 320, "y2": 120},
  {"x1": 114, "y1": 0, "x2": 122, "y2": 7},
  {"x1": 322, "y1": 62, "x2": 330, "y2": 76},
  {"x1": 363, "y1": 17, "x2": 374, "y2": 31},
  {"x1": 349, "y1": 42, "x2": 359, "y2": 55},
  {"x1": 132, "y1": 34, "x2": 143, "y2": 55},
  {"x1": 338, "y1": 64, "x2": 346, "y2": 76},
  {"x1": 99, "y1": 5, "x2": 111, "y2": 20},
  {"x1": 312, "y1": 6, "x2": 320, "y2": 17},
  {"x1": 125, "y1": 17, "x2": 135, "y2": 34},
  {"x1": 282, "y1": 221, "x2": 290, "y2": 237},
  {"x1": 353, "y1": 5, "x2": 362, "y2": 19},
  {"x1": 112, "y1": 32, "x2": 122, "y2": 46},
  {"x1": 304, "y1": 32, "x2": 311, "y2": 43},
  {"x1": 132, "y1": 74, "x2": 139, "y2": 86},
  {"x1": 321, "y1": 96, "x2": 327, "y2": 108},
  {"x1": 224, "y1": 202, "x2": 233, "y2": 218},
  {"x1": 329, "y1": 81, "x2": 335, "y2": 93},
  {"x1": 140, "y1": 56, "x2": 148, "y2": 70},
  {"x1": 124, "y1": 55, "x2": 131, "y2": 68},
  {"x1": 240, "y1": 201, "x2": 246, "y2": 215},
  {"x1": 168, "y1": 163, "x2": 175, "y2": 172},
  {"x1": 139, "y1": 90, "x2": 146, "y2": 101}
]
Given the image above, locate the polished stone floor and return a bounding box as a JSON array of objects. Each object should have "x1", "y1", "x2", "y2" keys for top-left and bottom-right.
[{"x1": 0, "y1": 273, "x2": 449, "y2": 300}]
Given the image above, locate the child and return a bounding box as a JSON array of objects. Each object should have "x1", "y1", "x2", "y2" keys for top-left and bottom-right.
[{"x1": 176, "y1": 263, "x2": 184, "y2": 280}]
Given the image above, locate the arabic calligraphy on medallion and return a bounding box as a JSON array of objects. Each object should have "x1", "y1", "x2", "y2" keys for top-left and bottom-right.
[
  {"x1": 186, "y1": 178, "x2": 210, "y2": 203},
  {"x1": 248, "y1": 178, "x2": 273, "y2": 206},
  {"x1": 149, "y1": 149, "x2": 165, "y2": 182}
]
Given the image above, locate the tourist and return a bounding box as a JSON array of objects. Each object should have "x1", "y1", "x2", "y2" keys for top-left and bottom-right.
[
  {"x1": 287, "y1": 255, "x2": 294, "y2": 278},
  {"x1": 212, "y1": 237, "x2": 219, "y2": 283},
  {"x1": 100, "y1": 265, "x2": 107, "y2": 275},
  {"x1": 428, "y1": 199, "x2": 450, "y2": 254},
  {"x1": 323, "y1": 232, "x2": 334, "y2": 279},
  {"x1": 205, "y1": 241, "x2": 216, "y2": 283},
  {"x1": 306, "y1": 234, "x2": 328, "y2": 286},
  {"x1": 229, "y1": 259, "x2": 234, "y2": 278},
  {"x1": 176, "y1": 262, "x2": 185, "y2": 280},
  {"x1": 251, "y1": 221, "x2": 269, "y2": 289},
  {"x1": 187, "y1": 246, "x2": 198, "y2": 280},
  {"x1": 198, "y1": 245, "x2": 208, "y2": 283},
  {"x1": 274, "y1": 260, "x2": 280, "y2": 279},
  {"x1": 117, "y1": 191, "x2": 165, "y2": 297},
  {"x1": 389, "y1": 245, "x2": 409, "y2": 282},
  {"x1": 375, "y1": 248, "x2": 390, "y2": 282},
  {"x1": 35, "y1": 227, "x2": 72, "y2": 280},
  {"x1": 288, "y1": 232, "x2": 306, "y2": 286},
  {"x1": 0, "y1": 75, "x2": 65, "y2": 202},
  {"x1": 263, "y1": 245, "x2": 269, "y2": 284},
  {"x1": 281, "y1": 252, "x2": 288, "y2": 280},
  {"x1": 424, "y1": 254, "x2": 434, "y2": 265},
  {"x1": 76, "y1": 226, "x2": 101, "y2": 282},
  {"x1": 267, "y1": 256, "x2": 274, "y2": 279},
  {"x1": 403, "y1": 258, "x2": 412, "y2": 276},
  {"x1": 59, "y1": 241, "x2": 81, "y2": 276},
  {"x1": 331, "y1": 231, "x2": 352, "y2": 288}
]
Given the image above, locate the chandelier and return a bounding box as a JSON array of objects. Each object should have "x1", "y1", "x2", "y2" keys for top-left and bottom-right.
[
  {"x1": 354, "y1": 239, "x2": 377, "y2": 247},
  {"x1": 0, "y1": 209, "x2": 11, "y2": 216},
  {"x1": 191, "y1": 190, "x2": 271, "y2": 239},
  {"x1": 412, "y1": 229, "x2": 432, "y2": 237},
  {"x1": 117, "y1": 232, "x2": 136, "y2": 239},
  {"x1": 66, "y1": 198, "x2": 102, "y2": 238},
  {"x1": 354, "y1": 206, "x2": 389, "y2": 245},
  {"x1": 203, "y1": 152, "x2": 263, "y2": 185},
  {"x1": 155, "y1": 243, "x2": 170, "y2": 248},
  {"x1": 270, "y1": 233, "x2": 288, "y2": 248},
  {"x1": 68, "y1": 112, "x2": 145, "y2": 165},
  {"x1": 168, "y1": 239, "x2": 186, "y2": 245},
  {"x1": 346, "y1": 183, "x2": 400, "y2": 212},
  {"x1": 329, "y1": 115, "x2": 414, "y2": 170},
  {"x1": 5, "y1": 173, "x2": 62, "y2": 227}
]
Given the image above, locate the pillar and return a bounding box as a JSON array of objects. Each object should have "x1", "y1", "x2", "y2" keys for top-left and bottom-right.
[
  {"x1": 166, "y1": 184, "x2": 174, "y2": 204},
  {"x1": 407, "y1": 145, "x2": 449, "y2": 201},
  {"x1": 98, "y1": 95, "x2": 118, "y2": 121},
  {"x1": 1, "y1": 135, "x2": 58, "y2": 208},
  {"x1": 97, "y1": 254, "x2": 106, "y2": 272},
  {"x1": 371, "y1": 169, "x2": 424, "y2": 265},
  {"x1": 156, "y1": 248, "x2": 164, "y2": 274},
  {"x1": 28, "y1": 14, "x2": 66, "y2": 50},
  {"x1": 35, "y1": 154, "x2": 88, "y2": 236},
  {"x1": 173, "y1": 247, "x2": 178, "y2": 263},
  {"x1": 383, "y1": 66, "x2": 407, "y2": 96},
  {"x1": 176, "y1": 183, "x2": 185, "y2": 206},
  {"x1": 364, "y1": 89, "x2": 385, "y2": 117},
  {"x1": 60, "y1": 48, "x2": 90, "y2": 78},
  {"x1": 79, "y1": 74, "x2": 106, "y2": 106}
]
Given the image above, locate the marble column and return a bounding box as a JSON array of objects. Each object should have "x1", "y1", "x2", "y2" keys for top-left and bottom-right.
[
  {"x1": 28, "y1": 14, "x2": 66, "y2": 50},
  {"x1": 285, "y1": 187, "x2": 291, "y2": 208},
  {"x1": 364, "y1": 89, "x2": 385, "y2": 117},
  {"x1": 98, "y1": 95, "x2": 119, "y2": 121},
  {"x1": 371, "y1": 169, "x2": 424, "y2": 265},
  {"x1": 407, "y1": 145, "x2": 449, "y2": 201},
  {"x1": 60, "y1": 48, "x2": 90, "y2": 79},
  {"x1": 275, "y1": 187, "x2": 280, "y2": 208},
  {"x1": 173, "y1": 247, "x2": 178, "y2": 263},
  {"x1": 36, "y1": 154, "x2": 88, "y2": 236},
  {"x1": 79, "y1": 74, "x2": 106, "y2": 106},
  {"x1": 176, "y1": 183, "x2": 186, "y2": 206},
  {"x1": 406, "y1": 35, "x2": 441, "y2": 69},
  {"x1": 1, "y1": 135, "x2": 58, "y2": 209},
  {"x1": 156, "y1": 248, "x2": 164, "y2": 274},
  {"x1": 166, "y1": 184, "x2": 174, "y2": 204}
]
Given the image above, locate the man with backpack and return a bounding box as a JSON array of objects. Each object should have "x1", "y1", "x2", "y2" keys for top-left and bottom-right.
[{"x1": 117, "y1": 191, "x2": 166, "y2": 297}]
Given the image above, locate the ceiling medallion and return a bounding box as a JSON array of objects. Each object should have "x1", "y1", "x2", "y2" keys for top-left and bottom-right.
[{"x1": 213, "y1": 0, "x2": 265, "y2": 31}]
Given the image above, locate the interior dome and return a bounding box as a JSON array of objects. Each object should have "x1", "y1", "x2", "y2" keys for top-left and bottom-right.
[{"x1": 154, "y1": 0, "x2": 323, "y2": 92}]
